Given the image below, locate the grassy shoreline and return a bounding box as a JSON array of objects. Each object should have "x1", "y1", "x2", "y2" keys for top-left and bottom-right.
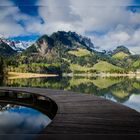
[{"x1": 8, "y1": 72, "x2": 58, "y2": 79}]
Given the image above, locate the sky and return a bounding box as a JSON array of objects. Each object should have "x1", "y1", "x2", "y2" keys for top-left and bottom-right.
[{"x1": 1, "y1": 0, "x2": 140, "y2": 53}]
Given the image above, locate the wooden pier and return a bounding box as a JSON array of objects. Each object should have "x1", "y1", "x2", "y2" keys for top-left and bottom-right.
[{"x1": 0, "y1": 87, "x2": 140, "y2": 138}]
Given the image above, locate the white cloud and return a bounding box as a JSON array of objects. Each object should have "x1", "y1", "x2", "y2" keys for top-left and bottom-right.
[
  {"x1": 124, "y1": 94, "x2": 140, "y2": 112},
  {"x1": 0, "y1": 2, "x2": 42, "y2": 37},
  {"x1": 1, "y1": 0, "x2": 140, "y2": 53},
  {"x1": 36, "y1": 0, "x2": 82, "y2": 34},
  {"x1": 37, "y1": 0, "x2": 133, "y2": 6},
  {"x1": 35, "y1": 0, "x2": 140, "y2": 53},
  {"x1": 0, "y1": 0, "x2": 14, "y2": 6},
  {"x1": 0, "y1": 106, "x2": 51, "y2": 133},
  {"x1": 91, "y1": 27, "x2": 140, "y2": 54},
  {"x1": 0, "y1": 6, "x2": 25, "y2": 37},
  {"x1": 36, "y1": 0, "x2": 137, "y2": 34}
]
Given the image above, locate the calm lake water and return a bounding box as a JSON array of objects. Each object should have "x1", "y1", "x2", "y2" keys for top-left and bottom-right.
[
  {"x1": 0, "y1": 103, "x2": 51, "y2": 134},
  {"x1": 1, "y1": 76, "x2": 140, "y2": 112}
]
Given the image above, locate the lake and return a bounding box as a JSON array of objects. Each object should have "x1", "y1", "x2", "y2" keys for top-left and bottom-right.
[
  {"x1": 0, "y1": 90, "x2": 56, "y2": 136},
  {"x1": 0, "y1": 103, "x2": 51, "y2": 134},
  {"x1": 1, "y1": 76, "x2": 140, "y2": 113}
]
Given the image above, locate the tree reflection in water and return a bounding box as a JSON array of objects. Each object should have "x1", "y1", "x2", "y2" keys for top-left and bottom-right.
[{"x1": 1, "y1": 76, "x2": 140, "y2": 112}]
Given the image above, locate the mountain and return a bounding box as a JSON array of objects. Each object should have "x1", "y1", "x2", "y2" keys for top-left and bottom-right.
[
  {"x1": 8, "y1": 40, "x2": 32, "y2": 52},
  {"x1": 4, "y1": 31, "x2": 140, "y2": 74},
  {"x1": 16, "y1": 31, "x2": 127, "y2": 74},
  {"x1": 0, "y1": 39, "x2": 16, "y2": 56},
  {"x1": 0, "y1": 35, "x2": 32, "y2": 52},
  {"x1": 112, "y1": 46, "x2": 131, "y2": 55},
  {"x1": 111, "y1": 46, "x2": 131, "y2": 60},
  {"x1": 24, "y1": 31, "x2": 94, "y2": 56},
  {"x1": 112, "y1": 52, "x2": 129, "y2": 60},
  {"x1": 92, "y1": 61, "x2": 123, "y2": 72}
]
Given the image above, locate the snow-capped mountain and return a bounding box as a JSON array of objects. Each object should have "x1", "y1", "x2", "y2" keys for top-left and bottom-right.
[
  {"x1": 7, "y1": 40, "x2": 33, "y2": 52},
  {"x1": 0, "y1": 36, "x2": 32, "y2": 52}
]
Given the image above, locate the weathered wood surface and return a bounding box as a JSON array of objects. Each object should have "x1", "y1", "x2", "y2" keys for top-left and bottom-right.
[{"x1": 0, "y1": 87, "x2": 140, "y2": 134}]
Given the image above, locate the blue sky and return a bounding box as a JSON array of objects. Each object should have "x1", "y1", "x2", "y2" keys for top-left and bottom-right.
[{"x1": 1, "y1": 0, "x2": 140, "y2": 53}]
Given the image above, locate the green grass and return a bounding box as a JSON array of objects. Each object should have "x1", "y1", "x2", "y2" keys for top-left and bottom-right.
[
  {"x1": 68, "y1": 48, "x2": 91, "y2": 57},
  {"x1": 70, "y1": 64, "x2": 94, "y2": 72},
  {"x1": 132, "y1": 60, "x2": 140, "y2": 68},
  {"x1": 112, "y1": 52, "x2": 129, "y2": 60},
  {"x1": 132, "y1": 82, "x2": 140, "y2": 90},
  {"x1": 70, "y1": 61, "x2": 123, "y2": 73},
  {"x1": 93, "y1": 61, "x2": 123, "y2": 72}
]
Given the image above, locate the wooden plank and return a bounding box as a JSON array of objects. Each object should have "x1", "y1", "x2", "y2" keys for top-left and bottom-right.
[{"x1": 0, "y1": 87, "x2": 140, "y2": 135}]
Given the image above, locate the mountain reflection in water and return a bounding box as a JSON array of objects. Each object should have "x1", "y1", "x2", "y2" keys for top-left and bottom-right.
[{"x1": 1, "y1": 76, "x2": 140, "y2": 112}]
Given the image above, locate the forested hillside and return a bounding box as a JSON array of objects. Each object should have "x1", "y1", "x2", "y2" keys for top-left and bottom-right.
[{"x1": 1, "y1": 31, "x2": 140, "y2": 75}]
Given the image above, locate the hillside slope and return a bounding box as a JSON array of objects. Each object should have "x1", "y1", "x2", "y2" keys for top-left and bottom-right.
[
  {"x1": 0, "y1": 39, "x2": 16, "y2": 56},
  {"x1": 5, "y1": 31, "x2": 140, "y2": 74},
  {"x1": 24, "y1": 31, "x2": 94, "y2": 56},
  {"x1": 93, "y1": 61, "x2": 123, "y2": 72},
  {"x1": 112, "y1": 52, "x2": 129, "y2": 60}
]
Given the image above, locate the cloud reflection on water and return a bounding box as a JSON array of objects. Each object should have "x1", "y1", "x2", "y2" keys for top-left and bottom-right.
[
  {"x1": 124, "y1": 94, "x2": 140, "y2": 112},
  {"x1": 0, "y1": 105, "x2": 51, "y2": 134}
]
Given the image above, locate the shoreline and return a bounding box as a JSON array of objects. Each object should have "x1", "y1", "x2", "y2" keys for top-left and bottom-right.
[
  {"x1": 63, "y1": 72, "x2": 140, "y2": 78},
  {"x1": 8, "y1": 72, "x2": 140, "y2": 79},
  {"x1": 8, "y1": 72, "x2": 58, "y2": 79}
]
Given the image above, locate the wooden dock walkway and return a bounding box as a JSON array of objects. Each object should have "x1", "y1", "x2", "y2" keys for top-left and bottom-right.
[{"x1": 0, "y1": 87, "x2": 140, "y2": 136}]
